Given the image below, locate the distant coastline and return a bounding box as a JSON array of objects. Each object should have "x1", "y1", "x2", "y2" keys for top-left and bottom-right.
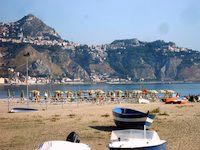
[{"x1": 0, "y1": 80, "x2": 199, "y2": 86}]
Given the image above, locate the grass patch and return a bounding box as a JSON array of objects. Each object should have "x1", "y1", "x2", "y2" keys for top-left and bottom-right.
[
  {"x1": 158, "y1": 112, "x2": 169, "y2": 116},
  {"x1": 150, "y1": 107, "x2": 160, "y2": 114},
  {"x1": 176, "y1": 105, "x2": 193, "y2": 109},
  {"x1": 49, "y1": 114, "x2": 61, "y2": 122},
  {"x1": 53, "y1": 114, "x2": 60, "y2": 118},
  {"x1": 68, "y1": 114, "x2": 76, "y2": 118},
  {"x1": 35, "y1": 119, "x2": 45, "y2": 124},
  {"x1": 91, "y1": 120, "x2": 98, "y2": 123},
  {"x1": 101, "y1": 113, "x2": 110, "y2": 118},
  {"x1": 50, "y1": 117, "x2": 60, "y2": 122}
]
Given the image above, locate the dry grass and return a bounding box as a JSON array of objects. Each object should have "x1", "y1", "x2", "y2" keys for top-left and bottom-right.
[
  {"x1": 101, "y1": 113, "x2": 110, "y2": 118},
  {"x1": 150, "y1": 107, "x2": 160, "y2": 114},
  {"x1": 0, "y1": 101, "x2": 200, "y2": 150},
  {"x1": 158, "y1": 111, "x2": 169, "y2": 116}
]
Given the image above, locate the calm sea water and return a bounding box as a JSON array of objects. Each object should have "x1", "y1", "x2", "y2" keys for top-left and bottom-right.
[{"x1": 0, "y1": 83, "x2": 199, "y2": 99}]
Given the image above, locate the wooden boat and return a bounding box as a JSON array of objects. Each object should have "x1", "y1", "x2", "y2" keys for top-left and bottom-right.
[
  {"x1": 10, "y1": 107, "x2": 38, "y2": 113},
  {"x1": 108, "y1": 129, "x2": 166, "y2": 150},
  {"x1": 37, "y1": 132, "x2": 91, "y2": 150},
  {"x1": 112, "y1": 107, "x2": 155, "y2": 129}
]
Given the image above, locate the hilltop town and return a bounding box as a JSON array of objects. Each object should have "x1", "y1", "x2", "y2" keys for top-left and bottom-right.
[{"x1": 0, "y1": 14, "x2": 200, "y2": 84}]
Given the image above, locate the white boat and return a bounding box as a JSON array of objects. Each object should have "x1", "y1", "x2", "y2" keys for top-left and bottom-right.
[
  {"x1": 37, "y1": 141, "x2": 91, "y2": 150},
  {"x1": 139, "y1": 98, "x2": 150, "y2": 104},
  {"x1": 108, "y1": 129, "x2": 166, "y2": 150},
  {"x1": 37, "y1": 132, "x2": 91, "y2": 150}
]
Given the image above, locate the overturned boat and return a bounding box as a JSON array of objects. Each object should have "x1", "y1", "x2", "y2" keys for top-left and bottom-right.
[
  {"x1": 108, "y1": 129, "x2": 166, "y2": 150},
  {"x1": 112, "y1": 107, "x2": 155, "y2": 129},
  {"x1": 165, "y1": 97, "x2": 188, "y2": 104},
  {"x1": 10, "y1": 107, "x2": 38, "y2": 113},
  {"x1": 37, "y1": 132, "x2": 91, "y2": 150}
]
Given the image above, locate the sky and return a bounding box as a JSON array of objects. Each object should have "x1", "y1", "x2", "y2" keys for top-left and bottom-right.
[{"x1": 0, "y1": 0, "x2": 200, "y2": 50}]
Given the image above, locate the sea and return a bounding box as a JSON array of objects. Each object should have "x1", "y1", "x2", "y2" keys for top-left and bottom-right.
[{"x1": 0, "y1": 82, "x2": 199, "y2": 99}]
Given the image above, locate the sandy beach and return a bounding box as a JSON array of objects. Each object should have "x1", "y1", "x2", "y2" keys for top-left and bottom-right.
[{"x1": 0, "y1": 100, "x2": 200, "y2": 150}]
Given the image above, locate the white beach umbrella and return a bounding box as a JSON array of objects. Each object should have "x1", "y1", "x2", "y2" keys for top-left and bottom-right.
[
  {"x1": 158, "y1": 90, "x2": 167, "y2": 94},
  {"x1": 132, "y1": 90, "x2": 142, "y2": 94},
  {"x1": 166, "y1": 90, "x2": 175, "y2": 94},
  {"x1": 148, "y1": 90, "x2": 158, "y2": 94}
]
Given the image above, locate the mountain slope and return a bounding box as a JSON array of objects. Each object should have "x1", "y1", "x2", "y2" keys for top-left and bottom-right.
[
  {"x1": 107, "y1": 39, "x2": 200, "y2": 81},
  {"x1": 0, "y1": 14, "x2": 200, "y2": 82},
  {"x1": 0, "y1": 14, "x2": 60, "y2": 40}
]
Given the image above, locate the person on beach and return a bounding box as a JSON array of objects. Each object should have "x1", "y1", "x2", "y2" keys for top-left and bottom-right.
[
  {"x1": 44, "y1": 91, "x2": 48, "y2": 100},
  {"x1": 176, "y1": 93, "x2": 179, "y2": 97},
  {"x1": 20, "y1": 90, "x2": 24, "y2": 103}
]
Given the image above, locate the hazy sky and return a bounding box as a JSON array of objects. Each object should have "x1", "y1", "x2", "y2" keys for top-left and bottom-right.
[{"x1": 0, "y1": 0, "x2": 200, "y2": 50}]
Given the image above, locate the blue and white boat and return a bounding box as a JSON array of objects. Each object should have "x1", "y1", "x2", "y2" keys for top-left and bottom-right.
[
  {"x1": 112, "y1": 107, "x2": 155, "y2": 129},
  {"x1": 108, "y1": 129, "x2": 166, "y2": 150}
]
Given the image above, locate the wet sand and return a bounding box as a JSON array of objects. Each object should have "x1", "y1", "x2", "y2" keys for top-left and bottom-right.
[{"x1": 0, "y1": 99, "x2": 200, "y2": 150}]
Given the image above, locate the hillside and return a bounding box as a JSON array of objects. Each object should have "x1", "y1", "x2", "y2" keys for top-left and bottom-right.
[
  {"x1": 0, "y1": 14, "x2": 200, "y2": 82},
  {"x1": 107, "y1": 39, "x2": 200, "y2": 81}
]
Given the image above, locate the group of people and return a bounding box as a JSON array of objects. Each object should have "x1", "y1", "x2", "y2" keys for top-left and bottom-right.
[{"x1": 187, "y1": 95, "x2": 200, "y2": 102}]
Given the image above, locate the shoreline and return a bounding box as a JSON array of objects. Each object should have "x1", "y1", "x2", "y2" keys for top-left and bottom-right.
[{"x1": 0, "y1": 81, "x2": 200, "y2": 86}]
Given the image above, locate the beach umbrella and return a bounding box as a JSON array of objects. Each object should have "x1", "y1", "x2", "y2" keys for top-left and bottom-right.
[
  {"x1": 115, "y1": 90, "x2": 123, "y2": 93},
  {"x1": 107, "y1": 91, "x2": 113, "y2": 96},
  {"x1": 88, "y1": 90, "x2": 95, "y2": 94},
  {"x1": 115, "y1": 90, "x2": 123, "y2": 97},
  {"x1": 95, "y1": 89, "x2": 105, "y2": 98},
  {"x1": 132, "y1": 90, "x2": 142, "y2": 94},
  {"x1": 54, "y1": 90, "x2": 63, "y2": 94},
  {"x1": 64, "y1": 90, "x2": 69, "y2": 94},
  {"x1": 124, "y1": 90, "x2": 130, "y2": 97},
  {"x1": 95, "y1": 89, "x2": 105, "y2": 94},
  {"x1": 158, "y1": 90, "x2": 166, "y2": 94},
  {"x1": 65, "y1": 90, "x2": 71, "y2": 95},
  {"x1": 148, "y1": 90, "x2": 158, "y2": 94},
  {"x1": 54, "y1": 90, "x2": 63, "y2": 97},
  {"x1": 166, "y1": 90, "x2": 175, "y2": 94},
  {"x1": 30, "y1": 90, "x2": 40, "y2": 95},
  {"x1": 65, "y1": 91, "x2": 73, "y2": 98},
  {"x1": 142, "y1": 89, "x2": 148, "y2": 94},
  {"x1": 77, "y1": 91, "x2": 83, "y2": 97},
  {"x1": 87, "y1": 90, "x2": 95, "y2": 96}
]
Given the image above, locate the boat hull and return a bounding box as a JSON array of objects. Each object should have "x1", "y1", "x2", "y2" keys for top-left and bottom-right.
[
  {"x1": 113, "y1": 108, "x2": 155, "y2": 129},
  {"x1": 109, "y1": 129, "x2": 166, "y2": 150},
  {"x1": 109, "y1": 142, "x2": 166, "y2": 150},
  {"x1": 10, "y1": 107, "x2": 38, "y2": 113},
  {"x1": 37, "y1": 140, "x2": 91, "y2": 150}
]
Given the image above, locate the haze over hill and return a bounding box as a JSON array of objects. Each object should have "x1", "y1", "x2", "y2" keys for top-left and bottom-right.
[{"x1": 0, "y1": 14, "x2": 200, "y2": 82}]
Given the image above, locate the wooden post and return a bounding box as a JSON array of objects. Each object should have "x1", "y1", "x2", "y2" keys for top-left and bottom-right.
[
  {"x1": 7, "y1": 89, "x2": 11, "y2": 112},
  {"x1": 7, "y1": 98, "x2": 10, "y2": 112}
]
